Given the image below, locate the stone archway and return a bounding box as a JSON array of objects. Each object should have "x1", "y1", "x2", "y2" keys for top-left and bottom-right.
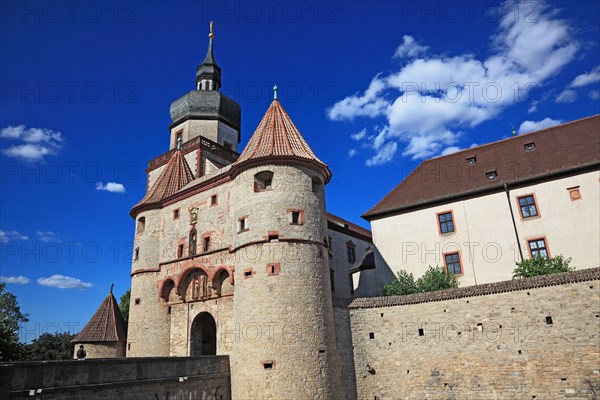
[{"x1": 190, "y1": 312, "x2": 216, "y2": 356}]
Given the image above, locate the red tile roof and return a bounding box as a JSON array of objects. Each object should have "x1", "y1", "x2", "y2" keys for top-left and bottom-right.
[
  {"x1": 327, "y1": 212, "x2": 372, "y2": 241},
  {"x1": 233, "y1": 100, "x2": 331, "y2": 181},
  {"x1": 72, "y1": 292, "x2": 127, "y2": 343},
  {"x1": 133, "y1": 150, "x2": 195, "y2": 211},
  {"x1": 363, "y1": 115, "x2": 600, "y2": 220}
]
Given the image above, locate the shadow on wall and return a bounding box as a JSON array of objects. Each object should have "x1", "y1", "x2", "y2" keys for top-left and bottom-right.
[{"x1": 354, "y1": 247, "x2": 395, "y2": 297}]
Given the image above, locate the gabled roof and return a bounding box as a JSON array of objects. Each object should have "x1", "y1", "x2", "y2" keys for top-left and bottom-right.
[
  {"x1": 233, "y1": 100, "x2": 331, "y2": 182},
  {"x1": 363, "y1": 115, "x2": 600, "y2": 220},
  {"x1": 73, "y1": 292, "x2": 127, "y2": 343},
  {"x1": 132, "y1": 150, "x2": 195, "y2": 214},
  {"x1": 327, "y1": 212, "x2": 372, "y2": 242}
]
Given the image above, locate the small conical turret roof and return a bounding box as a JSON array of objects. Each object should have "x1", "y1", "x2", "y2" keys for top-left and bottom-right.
[
  {"x1": 131, "y1": 150, "x2": 195, "y2": 215},
  {"x1": 72, "y1": 290, "x2": 126, "y2": 343},
  {"x1": 234, "y1": 99, "x2": 331, "y2": 182}
]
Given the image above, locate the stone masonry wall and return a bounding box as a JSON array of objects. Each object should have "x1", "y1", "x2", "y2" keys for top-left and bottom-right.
[
  {"x1": 0, "y1": 356, "x2": 231, "y2": 400},
  {"x1": 349, "y1": 268, "x2": 600, "y2": 399}
]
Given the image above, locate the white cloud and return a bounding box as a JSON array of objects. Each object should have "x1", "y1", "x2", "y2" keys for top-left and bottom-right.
[
  {"x1": 518, "y1": 118, "x2": 563, "y2": 134},
  {"x1": 556, "y1": 89, "x2": 577, "y2": 103},
  {"x1": 440, "y1": 146, "x2": 463, "y2": 156},
  {"x1": 350, "y1": 129, "x2": 367, "y2": 141},
  {"x1": 36, "y1": 231, "x2": 61, "y2": 243},
  {"x1": 37, "y1": 275, "x2": 93, "y2": 289},
  {"x1": 1, "y1": 125, "x2": 64, "y2": 162},
  {"x1": 589, "y1": 90, "x2": 600, "y2": 100},
  {"x1": 569, "y1": 65, "x2": 600, "y2": 88},
  {"x1": 528, "y1": 100, "x2": 538, "y2": 113},
  {"x1": 366, "y1": 142, "x2": 398, "y2": 167},
  {"x1": 327, "y1": 76, "x2": 389, "y2": 121},
  {"x1": 0, "y1": 276, "x2": 30, "y2": 284},
  {"x1": 0, "y1": 230, "x2": 29, "y2": 243},
  {"x1": 348, "y1": 148, "x2": 358, "y2": 158},
  {"x1": 328, "y1": 1, "x2": 579, "y2": 163},
  {"x1": 394, "y1": 35, "x2": 429, "y2": 59},
  {"x1": 96, "y1": 182, "x2": 126, "y2": 193}
]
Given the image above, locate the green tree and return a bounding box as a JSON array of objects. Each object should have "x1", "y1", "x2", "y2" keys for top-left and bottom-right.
[
  {"x1": 416, "y1": 265, "x2": 459, "y2": 293},
  {"x1": 119, "y1": 289, "x2": 130, "y2": 330},
  {"x1": 23, "y1": 332, "x2": 77, "y2": 360},
  {"x1": 384, "y1": 266, "x2": 459, "y2": 296},
  {"x1": 513, "y1": 255, "x2": 573, "y2": 279},
  {"x1": 384, "y1": 270, "x2": 418, "y2": 296},
  {"x1": 0, "y1": 283, "x2": 29, "y2": 361}
]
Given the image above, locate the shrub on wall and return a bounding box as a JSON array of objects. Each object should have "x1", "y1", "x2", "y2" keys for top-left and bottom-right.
[
  {"x1": 512, "y1": 255, "x2": 574, "y2": 279},
  {"x1": 384, "y1": 266, "x2": 459, "y2": 296}
]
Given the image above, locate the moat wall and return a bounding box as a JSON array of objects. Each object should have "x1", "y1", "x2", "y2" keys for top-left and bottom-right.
[
  {"x1": 0, "y1": 356, "x2": 230, "y2": 400},
  {"x1": 349, "y1": 268, "x2": 600, "y2": 400}
]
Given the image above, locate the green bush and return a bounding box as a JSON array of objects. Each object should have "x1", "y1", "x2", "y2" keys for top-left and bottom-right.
[
  {"x1": 512, "y1": 255, "x2": 573, "y2": 279},
  {"x1": 384, "y1": 270, "x2": 418, "y2": 296},
  {"x1": 384, "y1": 266, "x2": 459, "y2": 296}
]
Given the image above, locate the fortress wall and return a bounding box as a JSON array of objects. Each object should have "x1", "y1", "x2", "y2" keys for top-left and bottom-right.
[
  {"x1": 349, "y1": 268, "x2": 600, "y2": 400},
  {"x1": 333, "y1": 303, "x2": 358, "y2": 400},
  {"x1": 0, "y1": 356, "x2": 230, "y2": 400}
]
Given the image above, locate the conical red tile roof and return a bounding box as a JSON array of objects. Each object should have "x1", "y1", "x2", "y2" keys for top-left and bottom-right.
[
  {"x1": 133, "y1": 150, "x2": 195, "y2": 210},
  {"x1": 234, "y1": 100, "x2": 331, "y2": 181},
  {"x1": 73, "y1": 292, "x2": 127, "y2": 343}
]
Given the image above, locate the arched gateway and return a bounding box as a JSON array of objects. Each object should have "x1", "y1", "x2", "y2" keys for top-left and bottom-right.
[{"x1": 190, "y1": 312, "x2": 217, "y2": 356}]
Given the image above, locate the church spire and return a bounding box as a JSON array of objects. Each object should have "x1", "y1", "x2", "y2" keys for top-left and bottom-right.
[{"x1": 196, "y1": 21, "x2": 222, "y2": 91}]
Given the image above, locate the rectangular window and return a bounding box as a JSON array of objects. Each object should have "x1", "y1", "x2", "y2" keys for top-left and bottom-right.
[
  {"x1": 238, "y1": 217, "x2": 247, "y2": 233},
  {"x1": 202, "y1": 237, "x2": 210, "y2": 253},
  {"x1": 173, "y1": 209, "x2": 180, "y2": 219},
  {"x1": 211, "y1": 195, "x2": 217, "y2": 206},
  {"x1": 348, "y1": 274, "x2": 354, "y2": 295},
  {"x1": 347, "y1": 246, "x2": 356, "y2": 263},
  {"x1": 518, "y1": 195, "x2": 539, "y2": 218},
  {"x1": 437, "y1": 211, "x2": 455, "y2": 234},
  {"x1": 134, "y1": 247, "x2": 139, "y2": 261},
  {"x1": 288, "y1": 209, "x2": 304, "y2": 225},
  {"x1": 444, "y1": 252, "x2": 462, "y2": 274},
  {"x1": 177, "y1": 244, "x2": 184, "y2": 258},
  {"x1": 528, "y1": 238, "x2": 549, "y2": 259}
]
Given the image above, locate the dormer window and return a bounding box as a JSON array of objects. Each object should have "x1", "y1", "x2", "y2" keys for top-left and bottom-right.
[
  {"x1": 486, "y1": 170, "x2": 498, "y2": 180},
  {"x1": 466, "y1": 156, "x2": 476, "y2": 165},
  {"x1": 524, "y1": 142, "x2": 535, "y2": 151}
]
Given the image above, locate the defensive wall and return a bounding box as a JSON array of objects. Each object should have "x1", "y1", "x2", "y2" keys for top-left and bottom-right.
[
  {"x1": 349, "y1": 267, "x2": 600, "y2": 399},
  {"x1": 0, "y1": 356, "x2": 230, "y2": 400}
]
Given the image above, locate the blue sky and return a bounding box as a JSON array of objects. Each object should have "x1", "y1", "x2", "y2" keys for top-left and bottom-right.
[{"x1": 1, "y1": 0, "x2": 599, "y2": 340}]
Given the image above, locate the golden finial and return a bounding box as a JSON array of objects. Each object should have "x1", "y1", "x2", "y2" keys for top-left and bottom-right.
[{"x1": 209, "y1": 21, "x2": 214, "y2": 39}]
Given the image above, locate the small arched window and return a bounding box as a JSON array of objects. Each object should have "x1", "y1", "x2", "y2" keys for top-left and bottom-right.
[
  {"x1": 136, "y1": 217, "x2": 146, "y2": 235},
  {"x1": 189, "y1": 227, "x2": 197, "y2": 257},
  {"x1": 254, "y1": 171, "x2": 274, "y2": 192}
]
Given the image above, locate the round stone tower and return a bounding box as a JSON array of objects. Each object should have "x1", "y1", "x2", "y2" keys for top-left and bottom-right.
[{"x1": 228, "y1": 96, "x2": 343, "y2": 399}]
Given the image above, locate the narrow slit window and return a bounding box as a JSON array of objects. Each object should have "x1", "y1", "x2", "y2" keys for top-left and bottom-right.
[
  {"x1": 202, "y1": 236, "x2": 210, "y2": 253},
  {"x1": 134, "y1": 247, "x2": 139, "y2": 261},
  {"x1": 173, "y1": 209, "x2": 180, "y2": 219},
  {"x1": 177, "y1": 244, "x2": 184, "y2": 258},
  {"x1": 211, "y1": 195, "x2": 217, "y2": 205}
]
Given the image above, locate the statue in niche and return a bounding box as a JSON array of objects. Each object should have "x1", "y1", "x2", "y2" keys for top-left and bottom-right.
[
  {"x1": 190, "y1": 207, "x2": 199, "y2": 225},
  {"x1": 191, "y1": 273, "x2": 208, "y2": 300}
]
